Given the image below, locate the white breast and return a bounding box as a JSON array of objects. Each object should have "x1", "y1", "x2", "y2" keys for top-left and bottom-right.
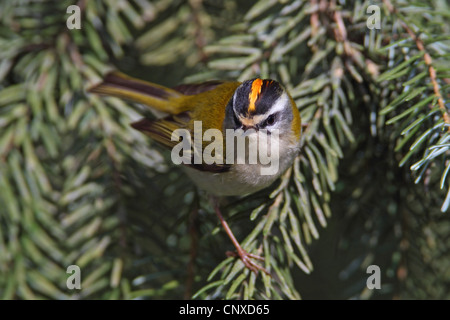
[{"x1": 182, "y1": 130, "x2": 300, "y2": 196}]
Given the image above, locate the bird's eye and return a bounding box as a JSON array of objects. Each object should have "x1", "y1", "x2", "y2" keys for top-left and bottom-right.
[{"x1": 266, "y1": 114, "x2": 276, "y2": 126}]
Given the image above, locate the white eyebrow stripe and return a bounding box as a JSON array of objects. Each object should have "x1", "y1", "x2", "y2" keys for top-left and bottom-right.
[{"x1": 259, "y1": 92, "x2": 289, "y2": 121}]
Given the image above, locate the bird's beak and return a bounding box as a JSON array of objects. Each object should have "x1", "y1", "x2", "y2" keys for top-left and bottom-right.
[
  {"x1": 241, "y1": 124, "x2": 258, "y2": 132},
  {"x1": 239, "y1": 115, "x2": 261, "y2": 132}
]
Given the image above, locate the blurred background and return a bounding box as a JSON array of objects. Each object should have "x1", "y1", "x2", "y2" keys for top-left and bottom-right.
[{"x1": 0, "y1": 0, "x2": 449, "y2": 299}]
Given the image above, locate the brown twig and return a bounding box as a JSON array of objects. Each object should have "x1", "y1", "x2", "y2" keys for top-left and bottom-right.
[
  {"x1": 309, "y1": 0, "x2": 329, "y2": 52},
  {"x1": 310, "y1": 0, "x2": 320, "y2": 37},
  {"x1": 330, "y1": 0, "x2": 366, "y2": 73},
  {"x1": 382, "y1": 0, "x2": 450, "y2": 128},
  {"x1": 188, "y1": 0, "x2": 209, "y2": 63}
]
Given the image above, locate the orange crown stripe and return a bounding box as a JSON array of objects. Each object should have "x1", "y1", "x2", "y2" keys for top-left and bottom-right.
[{"x1": 248, "y1": 78, "x2": 263, "y2": 113}]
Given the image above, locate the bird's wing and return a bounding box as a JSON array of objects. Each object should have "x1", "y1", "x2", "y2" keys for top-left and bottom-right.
[
  {"x1": 172, "y1": 81, "x2": 226, "y2": 96},
  {"x1": 131, "y1": 112, "x2": 231, "y2": 173}
]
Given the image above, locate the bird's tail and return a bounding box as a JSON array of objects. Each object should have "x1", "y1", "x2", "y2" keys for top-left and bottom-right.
[{"x1": 88, "y1": 71, "x2": 183, "y2": 114}]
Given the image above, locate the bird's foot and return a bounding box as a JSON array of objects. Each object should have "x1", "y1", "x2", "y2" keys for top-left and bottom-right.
[{"x1": 226, "y1": 249, "x2": 269, "y2": 275}]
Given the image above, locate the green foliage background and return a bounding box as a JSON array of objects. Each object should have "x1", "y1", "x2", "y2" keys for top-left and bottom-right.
[{"x1": 0, "y1": 0, "x2": 449, "y2": 299}]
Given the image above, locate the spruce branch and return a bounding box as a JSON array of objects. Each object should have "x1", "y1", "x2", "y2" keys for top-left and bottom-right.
[
  {"x1": 1, "y1": 0, "x2": 449, "y2": 301},
  {"x1": 382, "y1": 0, "x2": 450, "y2": 129}
]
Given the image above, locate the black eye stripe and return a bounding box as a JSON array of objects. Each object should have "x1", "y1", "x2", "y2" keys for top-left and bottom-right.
[{"x1": 261, "y1": 113, "x2": 277, "y2": 128}]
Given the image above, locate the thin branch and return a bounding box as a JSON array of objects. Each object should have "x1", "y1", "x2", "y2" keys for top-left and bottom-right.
[
  {"x1": 310, "y1": 0, "x2": 320, "y2": 37},
  {"x1": 329, "y1": 0, "x2": 371, "y2": 79},
  {"x1": 188, "y1": 0, "x2": 209, "y2": 63}
]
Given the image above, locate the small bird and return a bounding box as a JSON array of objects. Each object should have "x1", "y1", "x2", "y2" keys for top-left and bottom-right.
[{"x1": 88, "y1": 72, "x2": 302, "y2": 274}]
